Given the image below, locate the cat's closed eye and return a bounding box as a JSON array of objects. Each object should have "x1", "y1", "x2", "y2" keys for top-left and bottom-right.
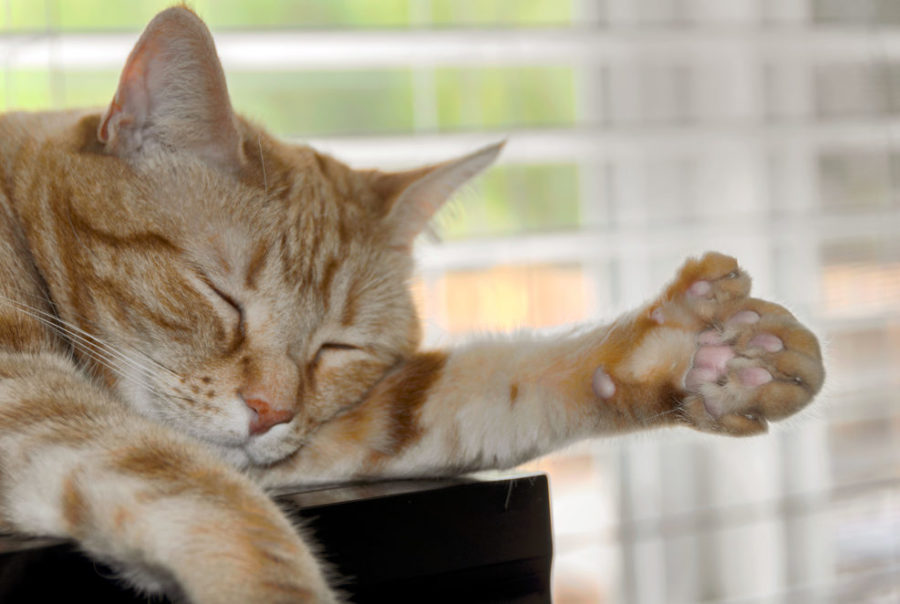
[
  {"x1": 210, "y1": 285, "x2": 243, "y2": 321},
  {"x1": 203, "y1": 280, "x2": 245, "y2": 348},
  {"x1": 312, "y1": 342, "x2": 360, "y2": 366}
]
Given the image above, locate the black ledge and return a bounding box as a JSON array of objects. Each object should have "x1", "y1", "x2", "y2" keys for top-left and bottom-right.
[{"x1": 0, "y1": 472, "x2": 553, "y2": 603}]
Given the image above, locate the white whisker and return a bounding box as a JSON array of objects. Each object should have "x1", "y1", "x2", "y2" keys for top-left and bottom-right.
[
  {"x1": 640, "y1": 406, "x2": 682, "y2": 425},
  {"x1": 0, "y1": 293, "x2": 177, "y2": 386},
  {"x1": 258, "y1": 136, "x2": 268, "y2": 195},
  {"x1": 3, "y1": 289, "x2": 178, "y2": 378}
]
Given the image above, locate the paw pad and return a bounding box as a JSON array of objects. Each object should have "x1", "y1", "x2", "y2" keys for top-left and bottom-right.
[
  {"x1": 749, "y1": 334, "x2": 783, "y2": 352},
  {"x1": 592, "y1": 368, "x2": 616, "y2": 399},
  {"x1": 689, "y1": 281, "x2": 712, "y2": 297},
  {"x1": 728, "y1": 310, "x2": 760, "y2": 325},
  {"x1": 738, "y1": 367, "x2": 773, "y2": 387}
]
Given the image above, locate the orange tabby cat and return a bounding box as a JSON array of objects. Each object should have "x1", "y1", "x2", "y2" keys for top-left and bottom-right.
[{"x1": 0, "y1": 7, "x2": 824, "y2": 603}]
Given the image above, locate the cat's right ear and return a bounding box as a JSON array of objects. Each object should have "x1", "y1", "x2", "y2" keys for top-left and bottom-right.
[{"x1": 97, "y1": 7, "x2": 244, "y2": 171}]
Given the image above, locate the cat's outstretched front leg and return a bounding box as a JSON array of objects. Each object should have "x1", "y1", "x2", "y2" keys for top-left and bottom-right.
[{"x1": 259, "y1": 252, "x2": 824, "y2": 487}]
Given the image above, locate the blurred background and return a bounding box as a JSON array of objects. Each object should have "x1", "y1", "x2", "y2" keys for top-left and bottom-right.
[{"x1": 1, "y1": 1, "x2": 897, "y2": 602}]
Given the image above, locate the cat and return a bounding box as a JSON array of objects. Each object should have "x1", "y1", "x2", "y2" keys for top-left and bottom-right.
[{"x1": 0, "y1": 6, "x2": 824, "y2": 603}]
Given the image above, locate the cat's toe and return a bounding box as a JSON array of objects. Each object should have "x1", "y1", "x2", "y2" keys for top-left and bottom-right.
[{"x1": 656, "y1": 252, "x2": 752, "y2": 326}]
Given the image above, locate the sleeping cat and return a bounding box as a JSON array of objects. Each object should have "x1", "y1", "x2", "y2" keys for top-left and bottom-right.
[{"x1": 0, "y1": 6, "x2": 824, "y2": 603}]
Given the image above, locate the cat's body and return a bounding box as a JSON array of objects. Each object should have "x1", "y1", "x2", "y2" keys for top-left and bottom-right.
[{"x1": 0, "y1": 7, "x2": 824, "y2": 603}]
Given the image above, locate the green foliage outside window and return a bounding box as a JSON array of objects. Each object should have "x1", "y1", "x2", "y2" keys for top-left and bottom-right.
[
  {"x1": 0, "y1": 0, "x2": 571, "y2": 30},
  {"x1": 0, "y1": 0, "x2": 580, "y2": 239}
]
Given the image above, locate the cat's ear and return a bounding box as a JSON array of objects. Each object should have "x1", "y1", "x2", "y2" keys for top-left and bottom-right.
[
  {"x1": 371, "y1": 142, "x2": 504, "y2": 248},
  {"x1": 97, "y1": 7, "x2": 243, "y2": 171}
]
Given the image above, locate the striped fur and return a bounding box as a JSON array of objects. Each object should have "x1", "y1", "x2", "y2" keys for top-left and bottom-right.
[{"x1": 0, "y1": 7, "x2": 824, "y2": 602}]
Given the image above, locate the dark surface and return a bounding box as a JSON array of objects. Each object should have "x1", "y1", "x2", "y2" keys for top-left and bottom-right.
[{"x1": 0, "y1": 473, "x2": 553, "y2": 603}]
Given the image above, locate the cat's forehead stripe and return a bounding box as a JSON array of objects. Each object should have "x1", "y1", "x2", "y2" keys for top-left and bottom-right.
[
  {"x1": 341, "y1": 279, "x2": 360, "y2": 328},
  {"x1": 318, "y1": 257, "x2": 340, "y2": 309},
  {"x1": 244, "y1": 240, "x2": 269, "y2": 290}
]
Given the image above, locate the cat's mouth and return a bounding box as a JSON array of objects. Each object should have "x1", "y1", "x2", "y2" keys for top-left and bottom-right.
[{"x1": 215, "y1": 440, "x2": 297, "y2": 469}]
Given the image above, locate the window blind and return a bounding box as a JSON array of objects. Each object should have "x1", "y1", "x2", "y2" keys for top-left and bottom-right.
[{"x1": 2, "y1": 1, "x2": 897, "y2": 602}]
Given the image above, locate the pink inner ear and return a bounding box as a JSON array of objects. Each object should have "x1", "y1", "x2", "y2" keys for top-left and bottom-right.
[
  {"x1": 96, "y1": 6, "x2": 244, "y2": 170},
  {"x1": 98, "y1": 33, "x2": 155, "y2": 147},
  {"x1": 383, "y1": 142, "x2": 504, "y2": 247},
  {"x1": 97, "y1": 100, "x2": 119, "y2": 143}
]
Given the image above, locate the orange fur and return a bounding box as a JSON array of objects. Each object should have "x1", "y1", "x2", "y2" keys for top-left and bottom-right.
[{"x1": 0, "y1": 7, "x2": 824, "y2": 602}]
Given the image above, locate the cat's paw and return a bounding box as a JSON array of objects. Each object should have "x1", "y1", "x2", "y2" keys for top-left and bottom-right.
[{"x1": 652, "y1": 252, "x2": 824, "y2": 435}]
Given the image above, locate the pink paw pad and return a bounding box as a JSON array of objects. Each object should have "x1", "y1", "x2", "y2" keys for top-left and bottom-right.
[
  {"x1": 738, "y1": 367, "x2": 773, "y2": 387},
  {"x1": 592, "y1": 368, "x2": 616, "y2": 399},
  {"x1": 689, "y1": 281, "x2": 712, "y2": 297},
  {"x1": 694, "y1": 345, "x2": 734, "y2": 372},
  {"x1": 685, "y1": 367, "x2": 718, "y2": 390},
  {"x1": 749, "y1": 333, "x2": 783, "y2": 352},
  {"x1": 728, "y1": 310, "x2": 760, "y2": 325}
]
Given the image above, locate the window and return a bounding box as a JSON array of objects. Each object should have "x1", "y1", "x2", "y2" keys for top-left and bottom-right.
[{"x1": 3, "y1": 1, "x2": 897, "y2": 601}]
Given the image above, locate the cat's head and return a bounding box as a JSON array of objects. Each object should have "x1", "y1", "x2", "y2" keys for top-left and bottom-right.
[{"x1": 45, "y1": 7, "x2": 500, "y2": 467}]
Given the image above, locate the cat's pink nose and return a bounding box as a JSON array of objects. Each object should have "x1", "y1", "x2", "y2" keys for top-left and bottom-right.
[{"x1": 242, "y1": 394, "x2": 295, "y2": 435}]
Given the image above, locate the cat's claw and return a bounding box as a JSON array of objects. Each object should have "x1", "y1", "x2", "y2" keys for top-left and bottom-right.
[{"x1": 659, "y1": 252, "x2": 824, "y2": 436}]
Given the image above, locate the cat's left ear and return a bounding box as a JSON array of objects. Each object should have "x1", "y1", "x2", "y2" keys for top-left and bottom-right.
[
  {"x1": 369, "y1": 142, "x2": 504, "y2": 248},
  {"x1": 97, "y1": 7, "x2": 243, "y2": 171}
]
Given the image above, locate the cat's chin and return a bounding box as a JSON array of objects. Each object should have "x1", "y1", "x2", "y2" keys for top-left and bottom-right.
[
  {"x1": 209, "y1": 442, "x2": 297, "y2": 469},
  {"x1": 212, "y1": 433, "x2": 301, "y2": 469},
  {"x1": 243, "y1": 441, "x2": 300, "y2": 467}
]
